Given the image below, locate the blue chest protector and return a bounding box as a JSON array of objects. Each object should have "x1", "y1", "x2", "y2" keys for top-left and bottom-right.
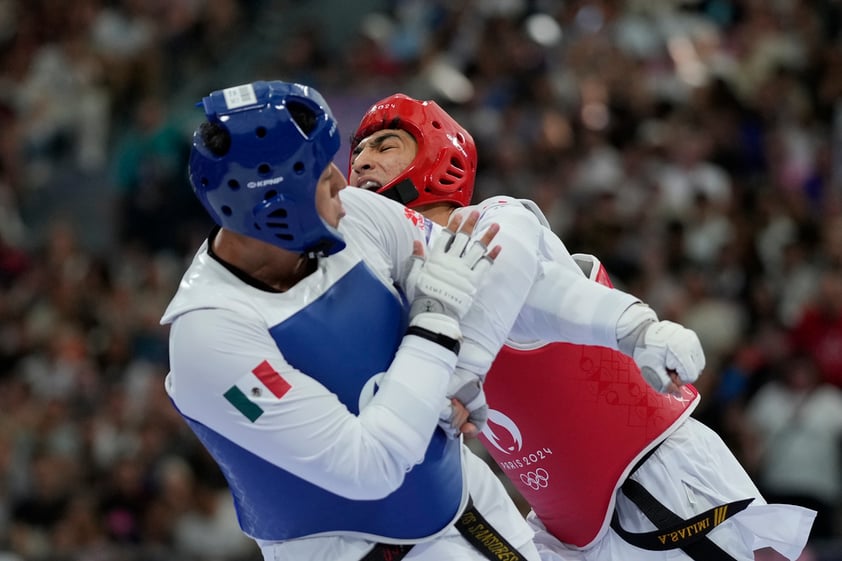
[{"x1": 181, "y1": 262, "x2": 464, "y2": 541}]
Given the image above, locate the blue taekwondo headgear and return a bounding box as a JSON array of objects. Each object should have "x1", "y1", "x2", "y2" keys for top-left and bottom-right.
[{"x1": 188, "y1": 80, "x2": 345, "y2": 256}]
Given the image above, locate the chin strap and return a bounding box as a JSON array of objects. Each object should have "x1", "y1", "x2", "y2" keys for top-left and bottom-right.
[{"x1": 380, "y1": 179, "x2": 420, "y2": 205}]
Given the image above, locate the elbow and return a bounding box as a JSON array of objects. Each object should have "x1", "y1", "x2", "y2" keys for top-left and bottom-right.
[
  {"x1": 320, "y1": 423, "x2": 419, "y2": 500},
  {"x1": 333, "y1": 468, "x2": 408, "y2": 500}
]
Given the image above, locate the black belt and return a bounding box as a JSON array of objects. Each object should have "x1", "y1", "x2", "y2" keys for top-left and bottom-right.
[
  {"x1": 610, "y1": 442, "x2": 754, "y2": 561},
  {"x1": 362, "y1": 497, "x2": 528, "y2": 561}
]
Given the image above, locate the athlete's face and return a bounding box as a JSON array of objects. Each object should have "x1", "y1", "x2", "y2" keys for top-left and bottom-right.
[
  {"x1": 349, "y1": 129, "x2": 417, "y2": 191},
  {"x1": 315, "y1": 162, "x2": 346, "y2": 228}
]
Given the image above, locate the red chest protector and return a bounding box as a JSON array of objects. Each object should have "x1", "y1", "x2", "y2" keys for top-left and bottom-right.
[{"x1": 477, "y1": 261, "x2": 700, "y2": 548}]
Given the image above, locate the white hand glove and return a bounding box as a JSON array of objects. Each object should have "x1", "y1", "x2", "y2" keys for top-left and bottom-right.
[
  {"x1": 632, "y1": 320, "x2": 706, "y2": 393},
  {"x1": 406, "y1": 224, "x2": 495, "y2": 345},
  {"x1": 438, "y1": 368, "x2": 488, "y2": 438}
]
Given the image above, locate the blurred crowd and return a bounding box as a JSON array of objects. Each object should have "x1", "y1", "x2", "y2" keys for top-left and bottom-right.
[{"x1": 0, "y1": 0, "x2": 841, "y2": 560}]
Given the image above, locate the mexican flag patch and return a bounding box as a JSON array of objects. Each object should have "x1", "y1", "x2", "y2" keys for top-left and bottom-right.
[{"x1": 224, "y1": 360, "x2": 292, "y2": 422}]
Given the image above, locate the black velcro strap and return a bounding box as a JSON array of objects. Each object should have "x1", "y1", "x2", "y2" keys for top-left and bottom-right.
[
  {"x1": 406, "y1": 325, "x2": 461, "y2": 354},
  {"x1": 455, "y1": 497, "x2": 528, "y2": 561},
  {"x1": 360, "y1": 542, "x2": 414, "y2": 561},
  {"x1": 381, "y1": 179, "x2": 420, "y2": 205},
  {"x1": 612, "y1": 478, "x2": 753, "y2": 560}
]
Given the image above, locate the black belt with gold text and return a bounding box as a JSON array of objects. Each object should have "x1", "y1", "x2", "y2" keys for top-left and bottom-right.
[
  {"x1": 610, "y1": 442, "x2": 754, "y2": 561},
  {"x1": 362, "y1": 496, "x2": 528, "y2": 561}
]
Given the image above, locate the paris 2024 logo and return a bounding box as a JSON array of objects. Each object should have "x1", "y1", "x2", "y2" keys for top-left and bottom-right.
[{"x1": 482, "y1": 408, "x2": 552, "y2": 491}]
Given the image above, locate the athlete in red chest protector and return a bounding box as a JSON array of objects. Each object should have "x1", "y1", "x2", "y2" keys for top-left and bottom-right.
[{"x1": 348, "y1": 93, "x2": 816, "y2": 561}]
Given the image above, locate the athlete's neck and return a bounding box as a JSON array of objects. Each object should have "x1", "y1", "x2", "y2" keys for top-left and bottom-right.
[
  {"x1": 415, "y1": 203, "x2": 458, "y2": 227},
  {"x1": 212, "y1": 228, "x2": 316, "y2": 292}
]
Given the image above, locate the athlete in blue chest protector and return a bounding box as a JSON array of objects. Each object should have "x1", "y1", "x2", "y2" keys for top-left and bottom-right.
[{"x1": 161, "y1": 80, "x2": 543, "y2": 561}]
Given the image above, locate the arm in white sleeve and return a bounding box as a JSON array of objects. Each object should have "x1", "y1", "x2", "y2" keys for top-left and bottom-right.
[
  {"x1": 515, "y1": 255, "x2": 705, "y2": 392},
  {"x1": 454, "y1": 198, "x2": 544, "y2": 376},
  {"x1": 167, "y1": 308, "x2": 458, "y2": 501},
  {"x1": 477, "y1": 198, "x2": 646, "y2": 351},
  {"x1": 359, "y1": 335, "x2": 455, "y2": 464},
  {"x1": 513, "y1": 259, "x2": 643, "y2": 349},
  {"x1": 417, "y1": 198, "x2": 545, "y2": 435}
]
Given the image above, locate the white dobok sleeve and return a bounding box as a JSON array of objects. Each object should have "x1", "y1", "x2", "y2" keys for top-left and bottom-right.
[
  {"x1": 457, "y1": 197, "x2": 641, "y2": 363},
  {"x1": 512, "y1": 259, "x2": 640, "y2": 349},
  {"x1": 452, "y1": 198, "x2": 544, "y2": 375},
  {"x1": 168, "y1": 308, "x2": 458, "y2": 501}
]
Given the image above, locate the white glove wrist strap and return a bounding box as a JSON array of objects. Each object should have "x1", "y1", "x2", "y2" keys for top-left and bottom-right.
[{"x1": 408, "y1": 312, "x2": 462, "y2": 354}]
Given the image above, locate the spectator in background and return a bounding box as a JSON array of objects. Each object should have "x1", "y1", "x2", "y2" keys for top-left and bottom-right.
[
  {"x1": 111, "y1": 94, "x2": 207, "y2": 255},
  {"x1": 788, "y1": 264, "x2": 842, "y2": 389},
  {"x1": 743, "y1": 351, "x2": 842, "y2": 541}
]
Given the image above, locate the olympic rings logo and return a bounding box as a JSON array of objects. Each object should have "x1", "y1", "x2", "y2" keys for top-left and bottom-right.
[{"x1": 519, "y1": 468, "x2": 549, "y2": 490}]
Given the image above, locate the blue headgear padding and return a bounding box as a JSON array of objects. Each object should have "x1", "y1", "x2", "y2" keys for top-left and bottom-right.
[{"x1": 188, "y1": 81, "x2": 345, "y2": 256}]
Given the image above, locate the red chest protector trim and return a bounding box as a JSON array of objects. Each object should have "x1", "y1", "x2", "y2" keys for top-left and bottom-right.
[{"x1": 477, "y1": 260, "x2": 700, "y2": 548}]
